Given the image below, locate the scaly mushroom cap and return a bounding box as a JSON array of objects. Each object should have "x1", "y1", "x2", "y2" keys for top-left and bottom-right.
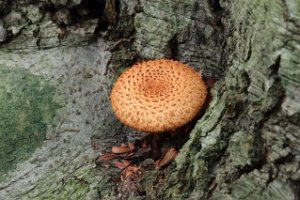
[{"x1": 110, "y1": 59, "x2": 207, "y2": 133}]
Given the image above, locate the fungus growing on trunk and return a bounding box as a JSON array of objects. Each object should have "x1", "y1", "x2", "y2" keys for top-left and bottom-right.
[
  {"x1": 101, "y1": 59, "x2": 207, "y2": 174},
  {"x1": 111, "y1": 59, "x2": 207, "y2": 133}
]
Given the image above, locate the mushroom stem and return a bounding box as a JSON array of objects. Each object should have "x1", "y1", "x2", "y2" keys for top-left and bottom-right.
[{"x1": 150, "y1": 134, "x2": 161, "y2": 160}]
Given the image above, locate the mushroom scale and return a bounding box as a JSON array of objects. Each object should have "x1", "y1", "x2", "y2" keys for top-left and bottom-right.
[{"x1": 110, "y1": 59, "x2": 207, "y2": 133}]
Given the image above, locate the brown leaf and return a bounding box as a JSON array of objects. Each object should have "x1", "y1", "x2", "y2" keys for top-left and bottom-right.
[
  {"x1": 111, "y1": 145, "x2": 132, "y2": 154},
  {"x1": 155, "y1": 147, "x2": 178, "y2": 169},
  {"x1": 114, "y1": 160, "x2": 132, "y2": 169},
  {"x1": 124, "y1": 168, "x2": 134, "y2": 178},
  {"x1": 121, "y1": 164, "x2": 141, "y2": 180},
  {"x1": 98, "y1": 153, "x2": 117, "y2": 161},
  {"x1": 127, "y1": 165, "x2": 140, "y2": 173}
]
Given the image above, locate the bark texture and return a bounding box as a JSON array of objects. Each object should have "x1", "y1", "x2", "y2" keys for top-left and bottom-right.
[
  {"x1": 0, "y1": 0, "x2": 299, "y2": 199},
  {"x1": 158, "y1": 1, "x2": 300, "y2": 199}
]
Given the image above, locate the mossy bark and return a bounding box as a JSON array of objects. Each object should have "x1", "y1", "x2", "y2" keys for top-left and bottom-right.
[{"x1": 0, "y1": 0, "x2": 299, "y2": 199}]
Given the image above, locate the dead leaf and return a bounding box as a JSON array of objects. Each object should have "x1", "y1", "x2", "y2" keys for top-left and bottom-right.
[
  {"x1": 121, "y1": 164, "x2": 141, "y2": 180},
  {"x1": 155, "y1": 147, "x2": 178, "y2": 169},
  {"x1": 124, "y1": 168, "x2": 134, "y2": 178},
  {"x1": 112, "y1": 145, "x2": 132, "y2": 154},
  {"x1": 114, "y1": 160, "x2": 132, "y2": 169},
  {"x1": 127, "y1": 165, "x2": 140, "y2": 173}
]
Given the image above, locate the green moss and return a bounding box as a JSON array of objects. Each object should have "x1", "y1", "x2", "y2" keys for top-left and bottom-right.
[{"x1": 0, "y1": 65, "x2": 60, "y2": 181}]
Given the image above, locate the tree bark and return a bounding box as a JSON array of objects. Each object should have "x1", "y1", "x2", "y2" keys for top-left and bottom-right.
[{"x1": 0, "y1": 0, "x2": 299, "y2": 199}]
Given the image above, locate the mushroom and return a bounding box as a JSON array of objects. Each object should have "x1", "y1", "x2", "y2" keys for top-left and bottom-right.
[
  {"x1": 111, "y1": 59, "x2": 207, "y2": 132},
  {"x1": 109, "y1": 59, "x2": 207, "y2": 169}
]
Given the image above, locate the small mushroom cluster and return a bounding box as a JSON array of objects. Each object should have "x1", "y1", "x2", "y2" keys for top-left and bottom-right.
[{"x1": 100, "y1": 59, "x2": 207, "y2": 179}]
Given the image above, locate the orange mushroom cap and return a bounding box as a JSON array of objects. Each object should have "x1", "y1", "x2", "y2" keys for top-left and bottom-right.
[{"x1": 110, "y1": 59, "x2": 207, "y2": 133}]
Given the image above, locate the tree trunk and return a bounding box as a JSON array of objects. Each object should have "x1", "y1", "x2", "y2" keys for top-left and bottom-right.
[{"x1": 0, "y1": 0, "x2": 299, "y2": 199}]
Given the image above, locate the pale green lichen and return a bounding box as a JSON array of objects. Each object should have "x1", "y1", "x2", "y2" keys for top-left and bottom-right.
[{"x1": 25, "y1": 165, "x2": 100, "y2": 200}]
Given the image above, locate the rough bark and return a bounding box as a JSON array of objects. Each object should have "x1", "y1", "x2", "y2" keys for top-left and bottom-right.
[
  {"x1": 0, "y1": 0, "x2": 299, "y2": 200},
  {"x1": 158, "y1": 1, "x2": 300, "y2": 199}
]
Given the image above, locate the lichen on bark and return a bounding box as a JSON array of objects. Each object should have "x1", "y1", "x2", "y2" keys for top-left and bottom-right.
[
  {"x1": 159, "y1": 0, "x2": 300, "y2": 199},
  {"x1": 0, "y1": 66, "x2": 60, "y2": 182}
]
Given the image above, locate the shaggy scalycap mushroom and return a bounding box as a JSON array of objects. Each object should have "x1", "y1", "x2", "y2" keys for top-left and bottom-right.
[{"x1": 110, "y1": 59, "x2": 207, "y2": 133}]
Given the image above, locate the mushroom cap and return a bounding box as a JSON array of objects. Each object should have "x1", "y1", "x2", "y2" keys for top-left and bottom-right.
[{"x1": 110, "y1": 59, "x2": 207, "y2": 133}]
